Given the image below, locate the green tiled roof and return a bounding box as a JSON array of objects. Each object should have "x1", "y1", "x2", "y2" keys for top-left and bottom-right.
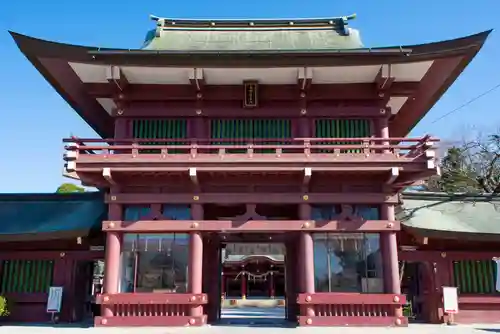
[
  {"x1": 142, "y1": 15, "x2": 363, "y2": 51},
  {"x1": 0, "y1": 192, "x2": 106, "y2": 241},
  {"x1": 400, "y1": 192, "x2": 500, "y2": 239}
]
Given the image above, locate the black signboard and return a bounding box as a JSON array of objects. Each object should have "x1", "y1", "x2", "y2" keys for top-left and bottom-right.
[{"x1": 243, "y1": 81, "x2": 258, "y2": 108}]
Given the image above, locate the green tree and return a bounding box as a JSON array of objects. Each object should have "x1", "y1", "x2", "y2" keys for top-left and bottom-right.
[{"x1": 56, "y1": 183, "x2": 85, "y2": 193}]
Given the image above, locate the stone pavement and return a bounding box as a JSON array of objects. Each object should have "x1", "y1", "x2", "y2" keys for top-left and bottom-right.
[
  {"x1": 1, "y1": 307, "x2": 499, "y2": 334},
  {"x1": 0, "y1": 323, "x2": 499, "y2": 334}
]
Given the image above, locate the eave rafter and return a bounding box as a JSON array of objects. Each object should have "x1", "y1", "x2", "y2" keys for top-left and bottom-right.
[
  {"x1": 297, "y1": 67, "x2": 313, "y2": 116},
  {"x1": 189, "y1": 68, "x2": 205, "y2": 91},
  {"x1": 102, "y1": 167, "x2": 116, "y2": 185},
  {"x1": 105, "y1": 65, "x2": 129, "y2": 114},
  {"x1": 375, "y1": 64, "x2": 395, "y2": 112},
  {"x1": 386, "y1": 167, "x2": 400, "y2": 185},
  {"x1": 106, "y1": 65, "x2": 129, "y2": 92}
]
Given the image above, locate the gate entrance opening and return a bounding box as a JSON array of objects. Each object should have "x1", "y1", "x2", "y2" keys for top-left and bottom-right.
[{"x1": 203, "y1": 233, "x2": 299, "y2": 326}]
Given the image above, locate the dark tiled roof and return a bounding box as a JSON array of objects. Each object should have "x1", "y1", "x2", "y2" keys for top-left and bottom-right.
[{"x1": 0, "y1": 192, "x2": 106, "y2": 241}]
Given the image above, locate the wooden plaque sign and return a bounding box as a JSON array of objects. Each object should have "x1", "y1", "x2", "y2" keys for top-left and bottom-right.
[{"x1": 243, "y1": 81, "x2": 258, "y2": 108}]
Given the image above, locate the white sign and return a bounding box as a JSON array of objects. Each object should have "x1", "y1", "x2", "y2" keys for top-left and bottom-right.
[
  {"x1": 443, "y1": 286, "x2": 459, "y2": 314},
  {"x1": 46, "y1": 286, "x2": 63, "y2": 313},
  {"x1": 493, "y1": 258, "x2": 500, "y2": 292}
]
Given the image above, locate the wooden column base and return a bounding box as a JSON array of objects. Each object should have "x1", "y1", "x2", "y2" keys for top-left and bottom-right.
[
  {"x1": 95, "y1": 315, "x2": 207, "y2": 327},
  {"x1": 297, "y1": 316, "x2": 408, "y2": 327}
]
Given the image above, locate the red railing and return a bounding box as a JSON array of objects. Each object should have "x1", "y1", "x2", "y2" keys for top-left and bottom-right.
[
  {"x1": 63, "y1": 136, "x2": 438, "y2": 158},
  {"x1": 296, "y1": 293, "x2": 407, "y2": 326}
]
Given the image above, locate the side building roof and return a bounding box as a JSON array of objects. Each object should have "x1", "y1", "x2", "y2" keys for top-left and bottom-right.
[
  {"x1": 400, "y1": 191, "x2": 500, "y2": 241},
  {"x1": 0, "y1": 191, "x2": 106, "y2": 242}
]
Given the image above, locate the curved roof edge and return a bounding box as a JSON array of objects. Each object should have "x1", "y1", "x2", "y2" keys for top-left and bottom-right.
[
  {"x1": 8, "y1": 29, "x2": 492, "y2": 138},
  {"x1": 9, "y1": 29, "x2": 492, "y2": 60},
  {"x1": 402, "y1": 191, "x2": 500, "y2": 202}
]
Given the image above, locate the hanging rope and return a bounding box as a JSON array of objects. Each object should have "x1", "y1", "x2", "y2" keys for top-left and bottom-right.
[{"x1": 234, "y1": 270, "x2": 277, "y2": 282}]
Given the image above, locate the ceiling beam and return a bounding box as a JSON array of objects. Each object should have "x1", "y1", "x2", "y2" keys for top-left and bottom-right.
[
  {"x1": 84, "y1": 82, "x2": 419, "y2": 102},
  {"x1": 116, "y1": 101, "x2": 387, "y2": 117}
]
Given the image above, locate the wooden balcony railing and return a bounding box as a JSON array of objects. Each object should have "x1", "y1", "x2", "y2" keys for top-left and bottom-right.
[{"x1": 64, "y1": 137, "x2": 438, "y2": 172}]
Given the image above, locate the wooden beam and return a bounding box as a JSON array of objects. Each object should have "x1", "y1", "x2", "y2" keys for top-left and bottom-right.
[
  {"x1": 386, "y1": 167, "x2": 400, "y2": 185},
  {"x1": 105, "y1": 192, "x2": 399, "y2": 204},
  {"x1": 303, "y1": 167, "x2": 312, "y2": 186},
  {"x1": 102, "y1": 219, "x2": 400, "y2": 232},
  {"x1": 102, "y1": 168, "x2": 115, "y2": 185},
  {"x1": 189, "y1": 167, "x2": 198, "y2": 185},
  {"x1": 105, "y1": 66, "x2": 129, "y2": 92},
  {"x1": 375, "y1": 64, "x2": 395, "y2": 91},
  {"x1": 297, "y1": 67, "x2": 312, "y2": 91},
  {"x1": 84, "y1": 82, "x2": 419, "y2": 101},
  {"x1": 113, "y1": 101, "x2": 387, "y2": 117},
  {"x1": 189, "y1": 68, "x2": 205, "y2": 91}
]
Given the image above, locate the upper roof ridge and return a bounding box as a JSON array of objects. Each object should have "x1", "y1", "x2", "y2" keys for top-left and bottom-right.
[{"x1": 149, "y1": 14, "x2": 356, "y2": 30}]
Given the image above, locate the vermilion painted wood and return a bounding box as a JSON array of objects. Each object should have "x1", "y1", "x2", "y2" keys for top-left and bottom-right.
[
  {"x1": 0, "y1": 250, "x2": 104, "y2": 260},
  {"x1": 84, "y1": 82, "x2": 419, "y2": 102},
  {"x1": 97, "y1": 293, "x2": 208, "y2": 304},
  {"x1": 459, "y1": 296, "x2": 500, "y2": 304},
  {"x1": 101, "y1": 220, "x2": 400, "y2": 232},
  {"x1": 95, "y1": 315, "x2": 207, "y2": 327},
  {"x1": 297, "y1": 315, "x2": 408, "y2": 326},
  {"x1": 105, "y1": 192, "x2": 399, "y2": 204},
  {"x1": 117, "y1": 102, "x2": 388, "y2": 118},
  {"x1": 296, "y1": 293, "x2": 406, "y2": 305}
]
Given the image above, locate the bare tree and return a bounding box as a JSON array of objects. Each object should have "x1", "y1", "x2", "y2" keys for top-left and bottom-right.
[{"x1": 423, "y1": 133, "x2": 500, "y2": 193}]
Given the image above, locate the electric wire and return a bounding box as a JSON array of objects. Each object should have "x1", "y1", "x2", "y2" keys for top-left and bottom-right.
[{"x1": 430, "y1": 82, "x2": 500, "y2": 124}]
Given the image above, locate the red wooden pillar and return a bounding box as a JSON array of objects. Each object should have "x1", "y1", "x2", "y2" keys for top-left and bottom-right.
[
  {"x1": 189, "y1": 203, "x2": 204, "y2": 317},
  {"x1": 285, "y1": 236, "x2": 299, "y2": 321},
  {"x1": 221, "y1": 273, "x2": 226, "y2": 298},
  {"x1": 103, "y1": 195, "x2": 122, "y2": 317},
  {"x1": 380, "y1": 204, "x2": 402, "y2": 317},
  {"x1": 299, "y1": 204, "x2": 315, "y2": 317},
  {"x1": 269, "y1": 272, "x2": 275, "y2": 298}
]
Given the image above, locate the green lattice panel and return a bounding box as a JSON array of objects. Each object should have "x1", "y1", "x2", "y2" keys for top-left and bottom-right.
[
  {"x1": 1, "y1": 260, "x2": 54, "y2": 293},
  {"x1": 452, "y1": 260, "x2": 498, "y2": 294},
  {"x1": 210, "y1": 119, "x2": 292, "y2": 153},
  {"x1": 132, "y1": 119, "x2": 188, "y2": 153},
  {"x1": 314, "y1": 119, "x2": 371, "y2": 153}
]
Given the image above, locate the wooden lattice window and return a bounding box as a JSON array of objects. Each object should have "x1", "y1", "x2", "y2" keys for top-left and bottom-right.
[
  {"x1": 1, "y1": 260, "x2": 54, "y2": 293},
  {"x1": 452, "y1": 260, "x2": 499, "y2": 294},
  {"x1": 132, "y1": 119, "x2": 188, "y2": 153},
  {"x1": 314, "y1": 119, "x2": 371, "y2": 153},
  {"x1": 210, "y1": 119, "x2": 292, "y2": 153}
]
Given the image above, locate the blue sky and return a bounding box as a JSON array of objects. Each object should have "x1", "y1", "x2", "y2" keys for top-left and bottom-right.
[{"x1": 0, "y1": 0, "x2": 499, "y2": 193}]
